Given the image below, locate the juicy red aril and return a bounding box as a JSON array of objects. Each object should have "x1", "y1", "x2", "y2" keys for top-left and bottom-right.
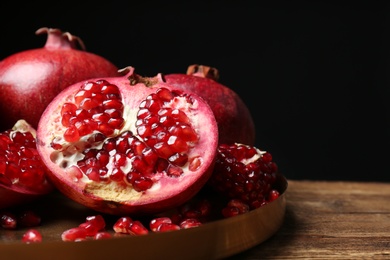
[
  {"x1": 22, "y1": 229, "x2": 42, "y2": 243},
  {"x1": 85, "y1": 215, "x2": 105, "y2": 230},
  {"x1": 156, "y1": 222, "x2": 181, "y2": 232},
  {"x1": 61, "y1": 80, "x2": 124, "y2": 142},
  {"x1": 61, "y1": 227, "x2": 88, "y2": 242},
  {"x1": 222, "y1": 199, "x2": 250, "y2": 218},
  {"x1": 113, "y1": 216, "x2": 133, "y2": 234},
  {"x1": 180, "y1": 218, "x2": 202, "y2": 229},
  {"x1": 113, "y1": 216, "x2": 149, "y2": 236},
  {"x1": 79, "y1": 216, "x2": 105, "y2": 237},
  {"x1": 1, "y1": 211, "x2": 17, "y2": 229},
  {"x1": 127, "y1": 220, "x2": 149, "y2": 236},
  {"x1": 149, "y1": 217, "x2": 172, "y2": 232},
  {"x1": 268, "y1": 189, "x2": 280, "y2": 202},
  {"x1": 94, "y1": 232, "x2": 112, "y2": 240},
  {"x1": 0, "y1": 130, "x2": 47, "y2": 190}
]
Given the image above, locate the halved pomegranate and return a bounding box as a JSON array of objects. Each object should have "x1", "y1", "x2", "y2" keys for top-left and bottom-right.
[
  {"x1": 0, "y1": 120, "x2": 54, "y2": 209},
  {"x1": 36, "y1": 67, "x2": 219, "y2": 216}
]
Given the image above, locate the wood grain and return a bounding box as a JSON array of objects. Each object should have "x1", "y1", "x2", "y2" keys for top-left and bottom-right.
[{"x1": 229, "y1": 180, "x2": 390, "y2": 259}]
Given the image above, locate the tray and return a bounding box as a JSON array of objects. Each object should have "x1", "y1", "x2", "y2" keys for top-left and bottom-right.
[{"x1": 0, "y1": 174, "x2": 288, "y2": 260}]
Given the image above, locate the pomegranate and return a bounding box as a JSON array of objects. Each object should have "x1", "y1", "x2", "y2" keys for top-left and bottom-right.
[
  {"x1": 208, "y1": 143, "x2": 279, "y2": 210},
  {"x1": 22, "y1": 229, "x2": 42, "y2": 243},
  {"x1": 0, "y1": 120, "x2": 54, "y2": 209},
  {"x1": 164, "y1": 64, "x2": 255, "y2": 145},
  {"x1": 36, "y1": 66, "x2": 219, "y2": 216},
  {"x1": 0, "y1": 27, "x2": 120, "y2": 131}
]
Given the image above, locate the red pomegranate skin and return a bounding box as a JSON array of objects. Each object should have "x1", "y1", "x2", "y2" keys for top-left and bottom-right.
[
  {"x1": 164, "y1": 65, "x2": 256, "y2": 146},
  {"x1": 36, "y1": 67, "x2": 219, "y2": 216},
  {"x1": 0, "y1": 27, "x2": 120, "y2": 131}
]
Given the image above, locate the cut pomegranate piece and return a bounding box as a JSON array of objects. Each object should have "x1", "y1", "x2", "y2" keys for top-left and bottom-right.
[
  {"x1": 0, "y1": 120, "x2": 54, "y2": 209},
  {"x1": 36, "y1": 67, "x2": 219, "y2": 216},
  {"x1": 208, "y1": 143, "x2": 279, "y2": 210}
]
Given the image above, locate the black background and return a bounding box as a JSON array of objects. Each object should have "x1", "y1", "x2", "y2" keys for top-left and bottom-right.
[{"x1": 1, "y1": 1, "x2": 390, "y2": 182}]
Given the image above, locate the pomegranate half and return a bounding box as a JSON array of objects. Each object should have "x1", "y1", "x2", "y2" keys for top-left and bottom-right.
[
  {"x1": 36, "y1": 67, "x2": 219, "y2": 216},
  {"x1": 0, "y1": 27, "x2": 120, "y2": 131},
  {"x1": 164, "y1": 64, "x2": 256, "y2": 145}
]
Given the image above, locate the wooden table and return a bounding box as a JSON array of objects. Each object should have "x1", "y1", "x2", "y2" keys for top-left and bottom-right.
[{"x1": 228, "y1": 180, "x2": 390, "y2": 259}]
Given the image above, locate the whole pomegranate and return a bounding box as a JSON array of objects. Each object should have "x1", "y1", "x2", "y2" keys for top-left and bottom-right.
[
  {"x1": 164, "y1": 65, "x2": 255, "y2": 145},
  {"x1": 0, "y1": 120, "x2": 54, "y2": 209},
  {"x1": 36, "y1": 66, "x2": 219, "y2": 216},
  {"x1": 0, "y1": 27, "x2": 120, "y2": 131}
]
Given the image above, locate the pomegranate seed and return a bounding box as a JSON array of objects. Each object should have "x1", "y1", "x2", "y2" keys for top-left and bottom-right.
[
  {"x1": 63, "y1": 125, "x2": 80, "y2": 142},
  {"x1": 165, "y1": 165, "x2": 183, "y2": 177},
  {"x1": 101, "y1": 84, "x2": 120, "y2": 95},
  {"x1": 113, "y1": 217, "x2": 148, "y2": 235},
  {"x1": 94, "y1": 232, "x2": 112, "y2": 240},
  {"x1": 113, "y1": 216, "x2": 133, "y2": 234},
  {"x1": 155, "y1": 87, "x2": 174, "y2": 101},
  {"x1": 22, "y1": 229, "x2": 42, "y2": 243},
  {"x1": 79, "y1": 222, "x2": 99, "y2": 237},
  {"x1": 150, "y1": 217, "x2": 172, "y2": 232},
  {"x1": 188, "y1": 156, "x2": 202, "y2": 171},
  {"x1": 102, "y1": 99, "x2": 124, "y2": 110},
  {"x1": 268, "y1": 189, "x2": 280, "y2": 202},
  {"x1": 132, "y1": 176, "x2": 153, "y2": 192},
  {"x1": 128, "y1": 220, "x2": 149, "y2": 236},
  {"x1": 156, "y1": 222, "x2": 181, "y2": 232},
  {"x1": 61, "y1": 227, "x2": 88, "y2": 242},
  {"x1": 85, "y1": 215, "x2": 106, "y2": 230},
  {"x1": 79, "y1": 98, "x2": 99, "y2": 110},
  {"x1": 227, "y1": 199, "x2": 250, "y2": 213},
  {"x1": 79, "y1": 215, "x2": 106, "y2": 237},
  {"x1": 1, "y1": 212, "x2": 17, "y2": 229},
  {"x1": 180, "y1": 218, "x2": 202, "y2": 229},
  {"x1": 222, "y1": 206, "x2": 241, "y2": 218},
  {"x1": 61, "y1": 102, "x2": 77, "y2": 116}
]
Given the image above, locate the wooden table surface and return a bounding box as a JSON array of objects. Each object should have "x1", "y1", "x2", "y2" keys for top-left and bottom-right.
[{"x1": 228, "y1": 179, "x2": 390, "y2": 259}]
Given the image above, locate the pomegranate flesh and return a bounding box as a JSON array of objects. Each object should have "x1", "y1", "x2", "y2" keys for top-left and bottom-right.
[
  {"x1": 0, "y1": 120, "x2": 54, "y2": 209},
  {"x1": 36, "y1": 67, "x2": 219, "y2": 216},
  {"x1": 164, "y1": 65, "x2": 255, "y2": 145},
  {"x1": 0, "y1": 27, "x2": 120, "y2": 131}
]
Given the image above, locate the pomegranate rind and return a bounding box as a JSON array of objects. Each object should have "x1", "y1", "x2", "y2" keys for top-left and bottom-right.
[
  {"x1": 0, "y1": 188, "x2": 45, "y2": 209},
  {"x1": 37, "y1": 67, "x2": 219, "y2": 216}
]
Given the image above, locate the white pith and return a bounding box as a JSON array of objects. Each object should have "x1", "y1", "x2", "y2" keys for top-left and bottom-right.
[{"x1": 236, "y1": 143, "x2": 266, "y2": 165}]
